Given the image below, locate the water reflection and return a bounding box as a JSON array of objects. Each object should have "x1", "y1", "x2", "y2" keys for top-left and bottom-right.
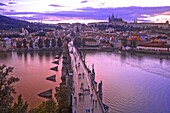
[
  {"x1": 45, "y1": 51, "x2": 51, "y2": 57},
  {"x1": 159, "y1": 58, "x2": 163, "y2": 64},
  {"x1": 30, "y1": 51, "x2": 34, "y2": 60},
  {"x1": 0, "y1": 52, "x2": 12, "y2": 60},
  {"x1": 38, "y1": 51, "x2": 44, "y2": 62},
  {"x1": 120, "y1": 52, "x2": 127, "y2": 63},
  {"x1": 52, "y1": 51, "x2": 56, "y2": 57},
  {"x1": 0, "y1": 51, "x2": 61, "y2": 108},
  {"x1": 84, "y1": 52, "x2": 170, "y2": 113},
  {"x1": 17, "y1": 51, "x2": 22, "y2": 57},
  {"x1": 24, "y1": 52, "x2": 28, "y2": 63}
]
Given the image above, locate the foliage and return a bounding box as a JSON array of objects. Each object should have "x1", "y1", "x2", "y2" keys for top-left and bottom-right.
[
  {"x1": 23, "y1": 39, "x2": 27, "y2": 48},
  {"x1": 29, "y1": 40, "x2": 33, "y2": 48},
  {"x1": 51, "y1": 38, "x2": 56, "y2": 47},
  {"x1": 76, "y1": 27, "x2": 79, "y2": 32},
  {"x1": 121, "y1": 38, "x2": 127, "y2": 47},
  {"x1": 70, "y1": 31, "x2": 76, "y2": 38},
  {"x1": 57, "y1": 38, "x2": 62, "y2": 48},
  {"x1": 16, "y1": 40, "x2": 22, "y2": 48},
  {"x1": 0, "y1": 15, "x2": 63, "y2": 32},
  {"x1": 38, "y1": 38, "x2": 43, "y2": 48},
  {"x1": 73, "y1": 38, "x2": 81, "y2": 48},
  {"x1": 11, "y1": 95, "x2": 28, "y2": 113},
  {"x1": 0, "y1": 34, "x2": 21, "y2": 38},
  {"x1": 97, "y1": 25, "x2": 107, "y2": 30},
  {"x1": 0, "y1": 64, "x2": 19, "y2": 113},
  {"x1": 36, "y1": 32, "x2": 46, "y2": 37},
  {"x1": 55, "y1": 86, "x2": 71, "y2": 113},
  {"x1": 0, "y1": 15, "x2": 30, "y2": 31},
  {"x1": 44, "y1": 38, "x2": 50, "y2": 48},
  {"x1": 29, "y1": 99, "x2": 57, "y2": 113},
  {"x1": 130, "y1": 40, "x2": 137, "y2": 49}
]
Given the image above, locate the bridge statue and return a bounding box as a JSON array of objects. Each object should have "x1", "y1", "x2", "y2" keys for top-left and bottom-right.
[
  {"x1": 98, "y1": 80, "x2": 103, "y2": 101},
  {"x1": 92, "y1": 64, "x2": 95, "y2": 81}
]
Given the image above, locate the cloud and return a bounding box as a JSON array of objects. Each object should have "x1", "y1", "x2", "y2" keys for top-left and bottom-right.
[
  {"x1": 81, "y1": 0, "x2": 88, "y2": 3},
  {"x1": 76, "y1": 6, "x2": 170, "y2": 21},
  {"x1": 9, "y1": 15, "x2": 43, "y2": 21},
  {"x1": 2, "y1": 6, "x2": 170, "y2": 23},
  {"x1": 0, "y1": 8, "x2": 6, "y2": 11},
  {"x1": 0, "y1": 2, "x2": 7, "y2": 6},
  {"x1": 8, "y1": 2, "x2": 17, "y2": 5},
  {"x1": 10, "y1": 9, "x2": 15, "y2": 12},
  {"x1": 8, "y1": 0, "x2": 17, "y2": 4},
  {"x1": 49, "y1": 4, "x2": 63, "y2": 7},
  {"x1": 3, "y1": 11, "x2": 41, "y2": 15}
]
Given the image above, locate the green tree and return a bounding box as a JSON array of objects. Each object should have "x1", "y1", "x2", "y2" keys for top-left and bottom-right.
[
  {"x1": 76, "y1": 27, "x2": 79, "y2": 32},
  {"x1": 0, "y1": 64, "x2": 19, "y2": 113},
  {"x1": 73, "y1": 38, "x2": 81, "y2": 48},
  {"x1": 36, "y1": 32, "x2": 46, "y2": 37},
  {"x1": 70, "y1": 31, "x2": 75, "y2": 38},
  {"x1": 29, "y1": 40, "x2": 34, "y2": 48},
  {"x1": 55, "y1": 86, "x2": 71, "y2": 113},
  {"x1": 44, "y1": 38, "x2": 50, "y2": 48},
  {"x1": 130, "y1": 39, "x2": 137, "y2": 49},
  {"x1": 38, "y1": 38, "x2": 43, "y2": 48},
  {"x1": 121, "y1": 38, "x2": 127, "y2": 48},
  {"x1": 51, "y1": 38, "x2": 56, "y2": 47},
  {"x1": 29, "y1": 99, "x2": 57, "y2": 113},
  {"x1": 16, "y1": 40, "x2": 22, "y2": 48},
  {"x1": 11, "y1": 95, "x2": 28, "y2": 113},
  {"x1": 57, "y1": 38, "x2": 62, "y2": 48},
  {"x1": 23, "y1": 39, "x2": 27, "y2": 48}
]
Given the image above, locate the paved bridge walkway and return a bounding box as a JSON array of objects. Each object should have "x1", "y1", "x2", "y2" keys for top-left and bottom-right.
[{"x1": 69, "y1": 43, "x2": 104, "y2": 113}]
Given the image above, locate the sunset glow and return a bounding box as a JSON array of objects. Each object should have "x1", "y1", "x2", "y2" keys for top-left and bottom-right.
[{"x1": 0, "y1": 0, "x2": 170, "y2": 23}]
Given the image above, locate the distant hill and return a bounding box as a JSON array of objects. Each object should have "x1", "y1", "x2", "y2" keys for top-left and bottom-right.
[
  {"x1": 0, "y1": 15, "x2": 62, "y2": 32},
  {"x1": 0, "y1": 15, "x2": 32, "y2": 30}
]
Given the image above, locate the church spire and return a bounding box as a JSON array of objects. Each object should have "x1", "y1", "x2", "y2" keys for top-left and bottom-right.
[
  {"x1": 109, "y1": 16, "x2": 111, "y2": 23},
  {"x1": 111, "y1": 14, "x2": 114, "y2": 21}
]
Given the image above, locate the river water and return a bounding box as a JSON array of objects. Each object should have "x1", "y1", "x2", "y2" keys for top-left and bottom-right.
[
  {"x1": 0, "y1": 51, "x2": 170, "y2": 112},
  {"x1": 83, "y1": 52, "x2": 170, "y2": 113},
  {"x1": 0, "y1": 51, "x2": 62, "y2": 109}
]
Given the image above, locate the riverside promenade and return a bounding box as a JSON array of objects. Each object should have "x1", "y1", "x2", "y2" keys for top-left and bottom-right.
[{"x1": 69, "y1": 43, "x2": 108, "y2": 113}]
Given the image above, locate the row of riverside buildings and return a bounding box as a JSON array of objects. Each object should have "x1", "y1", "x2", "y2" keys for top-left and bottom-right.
[{"x1": 1, "y1": 15, "x2": 170, "y2": 54}]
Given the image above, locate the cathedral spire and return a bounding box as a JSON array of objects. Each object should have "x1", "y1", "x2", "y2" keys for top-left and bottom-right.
[
  {"x1": 111, "y1": 14, "x2": 114, "y2": 21},
  {"x1": 109, "y1": 16, "x2": 111, "y2": 23}
]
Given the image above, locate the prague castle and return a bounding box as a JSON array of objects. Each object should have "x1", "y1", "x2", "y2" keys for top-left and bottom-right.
[
  {"x1": 108, "y1": 14, "x2": 126, "y2": 25},
  {"x1": 108, "y1": 14, "x2": 169, "y2": 29}
]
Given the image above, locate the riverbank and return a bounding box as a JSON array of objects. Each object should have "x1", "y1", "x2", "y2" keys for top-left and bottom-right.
[
  {"x1": 78, "y1": 46, "x2": 170, "y2": 59},
  {"x1": 132, "y1": 49, "x2": 170, "y2": 55},
  {"x1": 78, "y1": 46, "x2": 114, "y2": 52},
  {"x1": 122, "y1": 49, "x2": 170, "y2": 59},
  {"x1": 1, "y1": 47, "x2": 62, "y2": 52}
]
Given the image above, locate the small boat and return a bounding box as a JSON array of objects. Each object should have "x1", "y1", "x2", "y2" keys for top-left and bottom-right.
[
  {"x1": 46, "y1": 75, "x2": 56, "y2": 82},
  {"x1": 38, "y1": 89, "x2": 52, "y2": 98},
  {"x1": 52, "y1": 60, "x2": 59, "y2": 64},
  {"x1": 50, "y1": 66, "x2": 58, "y2": 71}
]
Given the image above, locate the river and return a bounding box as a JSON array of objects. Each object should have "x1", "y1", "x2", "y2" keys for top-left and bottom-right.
[
  {"x1": 0, "y1": 51, "x2": 170, "y2": 112},
  {"x1": 83, "y1": 52, "x2": 170, "y2": 113},
  {"x1": 0, "y1": 51, "x2": 62, "y2": 109}
]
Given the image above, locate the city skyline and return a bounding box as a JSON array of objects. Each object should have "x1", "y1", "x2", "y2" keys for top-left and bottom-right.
[{"x1": 0, "y1": 0, "x2": 170, "y2": 23}]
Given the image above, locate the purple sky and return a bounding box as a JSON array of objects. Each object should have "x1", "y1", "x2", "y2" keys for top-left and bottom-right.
[{"x1": 0, "y1": 0, "x2": 170, "y2": 23}]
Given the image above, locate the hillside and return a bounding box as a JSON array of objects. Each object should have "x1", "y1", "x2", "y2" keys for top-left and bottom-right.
[
  {"x1": 0, "y1": 15, "x2": 32, "y2": 30},
  {"x1": 0, "y1": 15, "x2": 62, "y2": 32}
]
